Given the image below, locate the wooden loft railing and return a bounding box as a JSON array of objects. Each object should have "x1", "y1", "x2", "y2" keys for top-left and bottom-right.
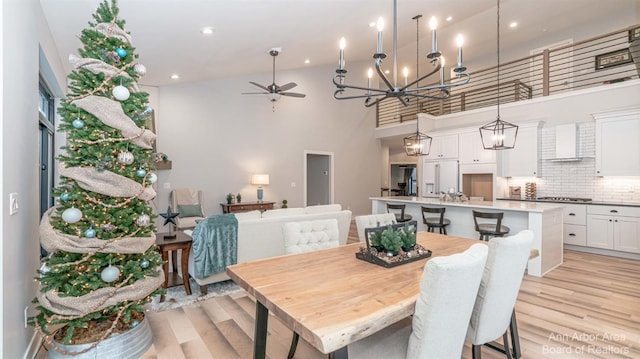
[{"x1": 376, "y1": 24, "x2": 640, "y2": 127}]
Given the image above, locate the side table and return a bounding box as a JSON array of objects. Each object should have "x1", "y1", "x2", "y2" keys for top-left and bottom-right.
[
  {"x1": 155, "y1": 231, "x2": 192, "y2": 301},
  {"x1": 220, "y1": 201, "x2": 275, "y2": 213}
]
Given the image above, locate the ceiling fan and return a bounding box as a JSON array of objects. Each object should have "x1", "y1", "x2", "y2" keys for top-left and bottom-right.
[{"x1": 242, "y1": 48, "x2": 306, "y2": 103}]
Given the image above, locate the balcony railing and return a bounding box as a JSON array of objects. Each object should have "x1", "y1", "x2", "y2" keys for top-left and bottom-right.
[{"x1": 377, "y1": 24, "x2": 640, "y2": 127}]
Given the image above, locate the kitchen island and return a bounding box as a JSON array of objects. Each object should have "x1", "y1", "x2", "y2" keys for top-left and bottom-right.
[{"x1": 371, "y1": 196, "x2": 564, "y2": 277}]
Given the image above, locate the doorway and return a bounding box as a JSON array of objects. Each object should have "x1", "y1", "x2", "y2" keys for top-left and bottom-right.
[{"x1": 304, "y1": 151, "x2": 334, "y2": 206}]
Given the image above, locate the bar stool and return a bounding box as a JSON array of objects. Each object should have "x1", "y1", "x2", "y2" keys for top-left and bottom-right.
[
  {"x1": 472, "y1": 210, "x2": 510, "y2": 241},
  {"x1": 387, "y1": 203, "x2": 412, "y2": 223},
  {"x1": 421, "y1": 207, "x2": 451, "y2": 235}
]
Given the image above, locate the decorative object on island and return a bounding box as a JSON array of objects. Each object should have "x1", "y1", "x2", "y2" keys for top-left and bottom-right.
[
  {"x1": 332, "y1": 0, "x2": 470, "y2": 108},
  {"x1": 226, "y1": 193, "x2": 234, "y2": 205},
  {"x1": 281, "y1": 199, "x2": 288, "y2": 208},
  {"x1": 159, "y1": 206, "x2": 180, "y2": 239},
  {"x1": 403, "y1": 15, "x2": 432, "y2": 157},
  {"x1": 356, "y1": 221, "x2": 432, "y2": 268},
  {"x1": 479, "y1": 0, "x2": 519, "y2": 150},
  {"x1": 251, "y1": 174, "x2": 269, "y2": 202},
  {"x1": 30, "y1": 1, "x2": 164, "y2": 357}
]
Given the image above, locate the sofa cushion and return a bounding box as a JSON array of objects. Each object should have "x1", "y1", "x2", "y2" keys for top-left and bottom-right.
[
  {"x1": 233, "y1": 210, "x2": 262, "y2": 221},
  {"x1": 282, "y1": 219, "x2": 340, "y2": 254},
  {"x1": 261, "y1": 207, "x2": 306, "y2": 218},
  {"x1": 305, "y1": 204, "x2": 342, "y2": 214}
]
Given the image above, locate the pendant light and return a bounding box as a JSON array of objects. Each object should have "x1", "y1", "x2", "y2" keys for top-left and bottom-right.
[
  {"x1": 404, "y1": 15, "x2": 432, "y2": 156},
  {"x1": 479, "y1": 0, "x2": 518, "y2": 150}
]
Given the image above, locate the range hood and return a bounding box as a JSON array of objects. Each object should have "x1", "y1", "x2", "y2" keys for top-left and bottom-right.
[{"x1": 550, "y1": 123, "x2": 583, "y2": 162}]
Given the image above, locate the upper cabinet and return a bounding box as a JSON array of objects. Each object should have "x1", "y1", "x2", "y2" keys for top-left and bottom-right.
[
  {"x1": 424, "y1": 134, "x2": 458, "y2": 160},
  {"x1": 593, "y1": 108, "x2": 640, "y2": 176},
  {"x1": 459, "y1": 131, "x2": 496, "y2": 164},
  {"x1": 498, "y1": 122, "x2": 543, "y2": 177}
]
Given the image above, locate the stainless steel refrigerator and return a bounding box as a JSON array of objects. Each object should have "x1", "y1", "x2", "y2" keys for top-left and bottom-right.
[{"x1": 421, "y1": 160, "x2": 459, "y2": 197}]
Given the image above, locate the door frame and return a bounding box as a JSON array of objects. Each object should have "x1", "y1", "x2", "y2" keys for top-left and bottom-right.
[{"x1": 304, "y1": 150, "x2": 334, "y2": 207}]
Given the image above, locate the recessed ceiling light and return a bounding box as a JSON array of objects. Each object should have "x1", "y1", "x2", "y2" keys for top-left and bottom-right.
[
  {"x1": 170, "y1": 74, "x2": 179, "y2": 80},
  {"x1": 510, "y1": 22, "x2": 518, "y2": 28},
  {"x1": 200, "y1": 27, "x2": 214, "y2": 35},
  {"x1": 446, "y1": 16, "x2": 453, "y2": 22},
  {"x1": 304, "y1": 59, "x2": 310, "y2": 64}
]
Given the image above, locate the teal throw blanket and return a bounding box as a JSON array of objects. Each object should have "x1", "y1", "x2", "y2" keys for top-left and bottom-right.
[{"x1": 191, "y1": 214, "x2": 238, "y2": 279}]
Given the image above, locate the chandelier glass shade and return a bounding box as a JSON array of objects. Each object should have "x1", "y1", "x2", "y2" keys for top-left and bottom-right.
[
  {"x1": 479, "y1": 0, "x2": 518, "y2": 150},
  {"x1": 332, "y1": 0, "x2": 471, "y2": 108}
]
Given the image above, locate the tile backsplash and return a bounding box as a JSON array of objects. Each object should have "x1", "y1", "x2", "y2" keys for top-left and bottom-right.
[{"x1": 505, "y1": 122, "x2": 640, "y2": 203}]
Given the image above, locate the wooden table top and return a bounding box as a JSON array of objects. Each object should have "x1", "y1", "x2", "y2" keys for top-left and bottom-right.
[
  {"x1": 155, "y1": 231, "x2": 191, "y2": 246},
  {"x1": 226, "y1": 231, "x2": 478, "y2": 354}
]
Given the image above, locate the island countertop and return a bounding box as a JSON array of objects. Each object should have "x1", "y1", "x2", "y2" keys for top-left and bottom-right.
[{"x1": 370, "y1": 196, "x2": 565, "y2": 213}]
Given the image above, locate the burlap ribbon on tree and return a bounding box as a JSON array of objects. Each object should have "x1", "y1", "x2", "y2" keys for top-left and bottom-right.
[
  {"x1": 60, "y1": 166, "x2": 156, "y2": 201},
  {"x1": 94, "y1": 22, "x2": 132, "y2": 44},
  {"x1": 69, "y1": 54, "x2": 139, "y2": 92},
  {"x1": 36, "y1": 270, "x2": 164, "y2": 317},
  {"x1": 40, "y1": 207, "x2": 156, "y2": 254},
  {"x1": 72, "y1": 96, "x2": 156, "y2": 149}
]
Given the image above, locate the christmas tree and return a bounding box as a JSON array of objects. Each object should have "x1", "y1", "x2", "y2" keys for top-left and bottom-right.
[{"x1": 31, "y1": 0, "x2": 164, "y2": 354}]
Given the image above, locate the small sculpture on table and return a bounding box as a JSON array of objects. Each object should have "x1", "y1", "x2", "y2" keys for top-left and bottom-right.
[{"x1": 159, "y1": 206, "x2": 180, "y2": 239}]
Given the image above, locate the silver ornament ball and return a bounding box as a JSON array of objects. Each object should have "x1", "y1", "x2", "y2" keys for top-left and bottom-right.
[
  {"x1": 136, "y1": 213, "x2": 151, "y2": 227},
  {"x1": 134, "y1": 63, "x2": 147, "y2": 76},
  {"x1": 117, "y1": 151, "x2": 135, "y2": 165},
  {"x1": 62, "y1": 207, "x2": 83, "y2": 223},
  {"x1": 112, "y1": 85, "x2": 130, "y2": 101},
  {"x1": 100, "y1": 265, "x2": 120, "y2": 283}
]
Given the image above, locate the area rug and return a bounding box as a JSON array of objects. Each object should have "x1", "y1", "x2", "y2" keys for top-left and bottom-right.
[{"x1": 149, "y1": 278, "x2": 244, "y2": 312}]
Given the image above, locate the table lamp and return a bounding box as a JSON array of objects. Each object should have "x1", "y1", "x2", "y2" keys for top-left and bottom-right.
[{"x1": 251, "y1": 174, "x2": 269, "y2": 202}]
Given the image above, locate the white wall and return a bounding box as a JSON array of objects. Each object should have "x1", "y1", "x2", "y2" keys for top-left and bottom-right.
[
  {"x1": 2, "y1": 0, "x2": 40, "y2": 357},
  {"x1": 154, "y1": 61, "x2": 380, "y2": 217}
]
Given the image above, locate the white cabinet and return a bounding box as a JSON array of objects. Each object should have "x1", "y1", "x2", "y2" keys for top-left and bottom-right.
[
  {"x1": 586, "y1": 205, "x2": 640, "y2": 254},
  {"x1": 459, "y1": 131, "x2": 496, "y2": 164},
  {"x1": 593, "y1": 108, "x2": 640, "y2": 176},
  {"x1": 562, "y1": 204, "x2": 587, "y2": 246},
  {"x1": 498, "y1": 123, "x2": 541, "y2": 177},
  {"x1": 424, "y1": 134, "x2": 458, "y2": 160}
]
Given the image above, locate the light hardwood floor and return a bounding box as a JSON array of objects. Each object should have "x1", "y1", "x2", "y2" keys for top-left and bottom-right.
[{"x1": 38, "y1": 222, "x2": 640, "y2": 359}]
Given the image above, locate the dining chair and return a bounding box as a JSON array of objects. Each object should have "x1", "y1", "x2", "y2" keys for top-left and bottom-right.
[
  {"x1": 281, "y1": 218, "x2": 340, "y2": 358},
  {"x1": 472, "y1": 210, "x2": 510, "y2": 241},
  {"x1": 421, "y1": 206, "x2": 451, "y2": 235},
  {"x1": 348, "y1": 243, "x2": 489, "y2": 359},
  {"x1": 465, "y1": 229, "x2": 534, "y2": 359},
  {"x1": 355, "y1": 213, "x2": 397, "y2": 242},
  {"x1": 387, "y1": 203, "x2": 413, "y2": 223}
]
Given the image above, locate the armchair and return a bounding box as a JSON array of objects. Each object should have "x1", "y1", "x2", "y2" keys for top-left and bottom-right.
[{"x1": 169, "y1": 188, "x2": 205, "y2": 230}]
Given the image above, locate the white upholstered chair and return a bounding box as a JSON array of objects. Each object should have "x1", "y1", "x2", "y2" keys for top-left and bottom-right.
[
  {"x1": 355, "y1": 213, "x2": 397, "y2": 242},
  {"x1": 348, "y1": 243, "x2": 489, "y2": 359},
  {"x1": 465, "y1": 229, "x2": 534, "y2": 359},
  {"x1": 282, "y1": 218, "x2": 340, "y2": 358},
  {"x1": 169, "y1": 188, "x2": 205, "y2": 230}
]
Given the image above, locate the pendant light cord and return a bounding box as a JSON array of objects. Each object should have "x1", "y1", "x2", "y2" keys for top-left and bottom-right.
[
  {"x1": 496, "y1": 0, "x2": 501, "y2": 119},
  {"x1": 414, "y1": 15, "x2": 421, "y2": 132}
]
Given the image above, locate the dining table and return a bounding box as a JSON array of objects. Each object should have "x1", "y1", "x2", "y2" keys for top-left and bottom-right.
[{"x1": 226, "y1": 231, "x2": 479, "y2": 359}]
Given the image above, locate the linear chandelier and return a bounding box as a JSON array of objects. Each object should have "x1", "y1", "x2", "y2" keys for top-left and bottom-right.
[{"x1": 333, "y1": 0, "x2": 471, "y2": 108}]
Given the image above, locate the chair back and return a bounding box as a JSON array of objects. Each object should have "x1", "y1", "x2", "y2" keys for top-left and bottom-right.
[
  {"x1": 421, "y1": 206, "x2": 446, "y2": 225},
  {"x1": 355, "y1": 213, "x2": 397, "y2": 242},
  {"x1": 406, "y1": 243, "x2": 489, "y2": 359},
  {"x1": 169, "y1": 188, "x2": 205, "y2": 229},
  {"x1": 472, "y1": 210, "x2": 503, "y2": 232},
  {"x1": 387, "y1": 203, "x2": 406, "y2": 217},
  {"x1": 466, "y1": 230, "x2": 534, "y2": 345},
  {"x1": 282, "y1": 219, "x2": 340, "y2": 254}
]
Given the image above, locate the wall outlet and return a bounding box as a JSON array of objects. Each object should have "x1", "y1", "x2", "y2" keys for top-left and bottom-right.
[{"x1": 9, "y1": 192, "x2": 19, "y2": 215}]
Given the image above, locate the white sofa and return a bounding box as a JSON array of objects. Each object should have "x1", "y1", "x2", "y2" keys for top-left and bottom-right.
[{"x1": 184, "y1": 204, "x2": 352, "y2": 293}]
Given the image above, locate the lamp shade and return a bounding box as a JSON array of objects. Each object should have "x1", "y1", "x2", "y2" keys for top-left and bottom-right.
[{"x1": 251, "y1": 174, "x2": 270, "y2": 186}]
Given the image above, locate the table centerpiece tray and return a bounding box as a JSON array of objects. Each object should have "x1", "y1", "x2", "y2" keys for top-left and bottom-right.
[{"x1": 356, "y1": 244, "x2": 432, "y2": 268}]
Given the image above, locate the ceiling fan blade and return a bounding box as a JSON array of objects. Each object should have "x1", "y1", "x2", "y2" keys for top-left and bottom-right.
[
  {"x1": 280, "y1": 92, "x2": 306, "y2": 98},
  {"x1": 249, "y1": 81, "x2": 269, "y2": 91},
  {"x1": 241, "y1": 92, "x2": 269, "y2": 95},
  {"x1": 278, "y1": 82, "x2": 298, "y2": 91}
]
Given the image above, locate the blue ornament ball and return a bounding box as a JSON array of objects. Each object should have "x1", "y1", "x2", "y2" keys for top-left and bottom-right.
[
  {"x1": 140, "y1": 259, "x2": 150, "y2": 269},
  {"x1": 60, "y1": 192, "x2": 70, "y2": 202},
  {"x1": 116, "y1": 47, "x2": 127, "y2": 58},
  {"x1": 130, "y1": 320, "x2": 139, "y2": 328},
  {"x1": 144, "y1": 105, "x2": 153, "y2": 114},
  {"x1": 84, "y1": 228, "x2": 96, "y2": 238},
  {"x1": 136, "y1": 168, "x2": 147, "y2": 177},
  {"x1": 100, "y1": 265, "x2": 120, "y2": 283},
  {"x1": 72, "y1": 118, "x2": 84, "y2": 129}
]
